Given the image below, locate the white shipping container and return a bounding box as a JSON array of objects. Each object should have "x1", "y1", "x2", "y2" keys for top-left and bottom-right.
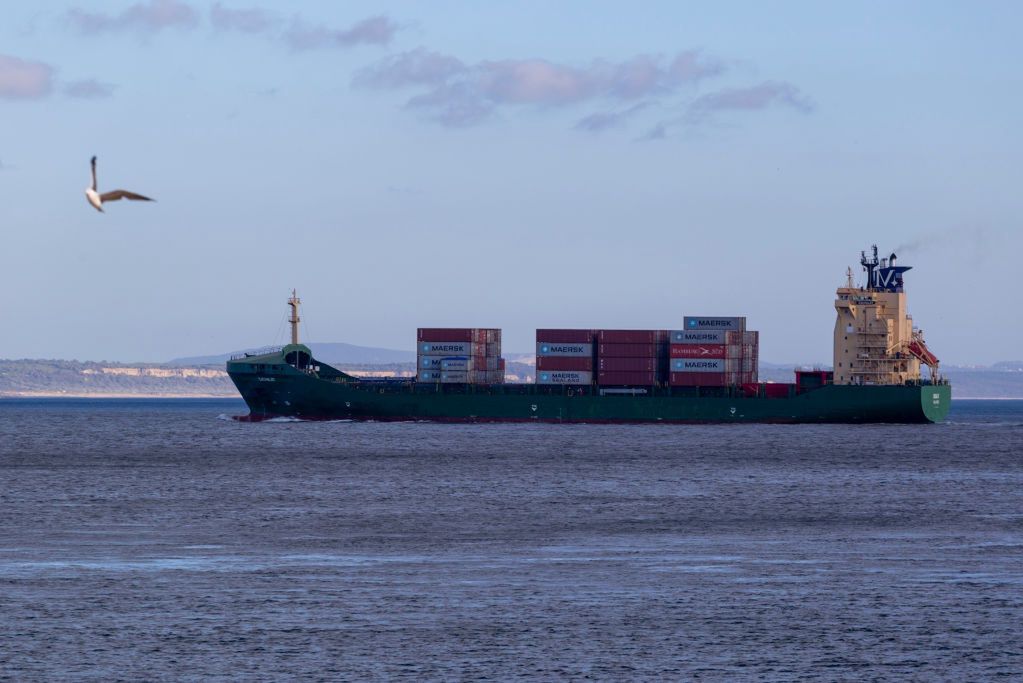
[
  {"x1": 670, "y1": 330, "x2": 727, "y2": 344},
  {"x1": 536, "y1": 370, "x2": 593, "y2": 385},
  {"x1": 536, "y1": 342, "x2": 594, "y2": 357}
]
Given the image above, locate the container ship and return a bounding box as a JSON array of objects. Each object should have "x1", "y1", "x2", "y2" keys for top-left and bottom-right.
[{"x1": 227, "y1": 246, "x2": 950, "y2": 423}]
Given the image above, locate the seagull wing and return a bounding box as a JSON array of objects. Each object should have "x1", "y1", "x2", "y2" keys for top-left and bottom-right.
[
  {"x1": 90, "y1": 156, "x2": 98, "y2": 191},
  {"x1": 100, "y1": 189, "x2": 155, "y2": 202}
]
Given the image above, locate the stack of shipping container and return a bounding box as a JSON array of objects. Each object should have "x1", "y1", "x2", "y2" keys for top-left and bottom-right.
[
  {"x1": 536, "y1": 329, "x2": 669, "y2": 386},
  {"x1": 535, "y1": 329, "x2": 594, "y2": 385},
  {"x1": 668, "y1": 317, "x2": 759, "y2": 387},
  {"x1": 417, "y1": 328, "x2": 504, "y2": 384},
  {"x1": 596, "y1": 329, "x2": 668, "y2": 386},
  {"x1": 420, "y1": 317, "x2": 758, "y2": 388}
]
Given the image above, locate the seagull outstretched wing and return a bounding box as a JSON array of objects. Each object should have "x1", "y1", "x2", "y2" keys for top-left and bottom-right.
[{"x1": 100, "y1": 190, "x2": 155, "y2": 202}]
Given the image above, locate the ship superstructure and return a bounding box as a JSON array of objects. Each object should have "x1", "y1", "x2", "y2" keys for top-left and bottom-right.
[{"x1": 833, "y1": 246, "x2": 940, "y2": 386}]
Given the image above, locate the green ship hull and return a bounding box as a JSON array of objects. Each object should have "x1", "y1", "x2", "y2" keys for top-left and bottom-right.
[{"x1": 227, "y1": 345, "x2": 951, "y2": 424}]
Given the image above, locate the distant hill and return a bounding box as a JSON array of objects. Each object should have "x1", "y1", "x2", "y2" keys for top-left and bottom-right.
[
  {"x1": 0, "y1": 359, "x2": 236, "y2": 397},
  {"x1": 169, "y1": 342, "x2": 415, "y2": 366}
]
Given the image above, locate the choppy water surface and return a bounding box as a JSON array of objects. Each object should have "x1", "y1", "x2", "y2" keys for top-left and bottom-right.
[{"x1": 1, "y1": 398, "x2": 1021, "y2": 680}]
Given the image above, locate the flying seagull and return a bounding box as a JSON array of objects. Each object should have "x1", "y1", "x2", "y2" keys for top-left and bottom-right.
[{"x1": 85, "y1": 156, "x2": 154, "y2": 212}]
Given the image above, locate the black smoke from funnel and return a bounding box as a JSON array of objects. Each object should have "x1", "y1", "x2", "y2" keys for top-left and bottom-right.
[{"x1": 894, "y1": 225, "x2": 994, "y2": 265}]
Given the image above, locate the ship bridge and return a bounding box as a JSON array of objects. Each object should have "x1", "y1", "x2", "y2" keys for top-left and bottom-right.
[{"x1": 833, "y1": 246, "x2": 940, "y2": 386}]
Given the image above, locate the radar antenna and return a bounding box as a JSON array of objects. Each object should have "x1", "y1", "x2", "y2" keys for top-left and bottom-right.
[{"x1": 860, "y1": 244, "x2": 880, "y2": 290}]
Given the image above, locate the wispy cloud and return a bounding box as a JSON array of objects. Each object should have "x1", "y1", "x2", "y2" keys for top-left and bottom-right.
[
  {"x1": 638, "y1": 81, "x2": 814, "y2": 140},
  {"x1": 638, "y1": 122, "x2": 669, "y2": 141},
  {"x1": 67, "y1": 0, "x2": 200, "y2": 34},
  {"x1": 210, "y1": 3, "x2": 275, "y2": 34},
  {"x1": 574, "y1": 102, "x2": 653, "y2": 133},
  {"x1": 355, "y1": 49, "x2": 723, "y2": 128},
  {"x1": 354, "y1": 48, "x2": 464, "y2": 88},
  {"x1": 284, "y1": 15, "x2": 398, "y2": 51},
  {"x1": 66, "y1": 2, "x2": 398, "y2": 55},
  {"x1": 686, "y1": 81, "x2": 813, "y2": 123},
  {"x1": 0, "y1": 53, "x2": 53, "y2": 100},
  {"x1": 206, "y1": 7, "x2": 399, "y2": 50},
  {"x1": 64, "y1": 79, "x2": 116, "y2": 99}
]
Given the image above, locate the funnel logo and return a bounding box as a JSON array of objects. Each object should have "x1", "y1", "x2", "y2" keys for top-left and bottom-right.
[{"x1": 872, "y1": 266, "x2": 910, "y2": 292}]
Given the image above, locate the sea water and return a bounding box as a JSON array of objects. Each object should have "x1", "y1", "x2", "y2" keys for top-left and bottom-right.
[{"x1": 0, "y1": 398, "x2": 1020, "y2": 679}]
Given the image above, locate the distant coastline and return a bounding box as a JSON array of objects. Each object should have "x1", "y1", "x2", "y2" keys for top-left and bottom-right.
[{"x1": 2, "y1": 356, "x2": 1020, "y2": 399}]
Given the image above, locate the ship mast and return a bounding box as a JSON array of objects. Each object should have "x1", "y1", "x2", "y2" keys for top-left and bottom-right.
[{"x1": 287, "y1": 289, "x2": 301, "y2": 346}]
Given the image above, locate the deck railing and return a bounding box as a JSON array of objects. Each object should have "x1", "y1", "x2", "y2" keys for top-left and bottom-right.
[{"x1": 230, "y1": 346, "x2": 284, "y2": 361}]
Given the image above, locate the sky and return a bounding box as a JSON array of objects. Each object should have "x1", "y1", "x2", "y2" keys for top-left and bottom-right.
[{"x1": 1, "y1": 1, "x2": 1021, "y2": 365}]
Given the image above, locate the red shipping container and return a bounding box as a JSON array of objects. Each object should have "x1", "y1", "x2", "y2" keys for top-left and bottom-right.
[
  {"x1": 597, "y1": 357, "x2": 656, "y2": 372},
  {"x1": 669, "y1": 372, "x2": 728, "y2": 386},
  {"x1": 597, "y1": 329, "x2": 657, "y2": 344},
  {"x1": 726, "y1": 330, "x2": 760, "y2": 345},
  {"x1": 726, "y1": 343, "x2": 758, "y2": 359},
  {"x1": 669, "y1": 344, "x2": 726, "y2": 359},
  {"x1": 537, "y1": 356, "x2": 593, "y2": 371},
  {"x1": 536, "y1": 329, "x2": 594, "y2": 343},
  {"x1": 597, "y1": 343, "x2": 658, "y2": 357},
  {"x1": 418, "y1": 328, "x2": 476, "y2": 342},
  {"x1": 765, "y1": 383, "x2": 792, "y2": 398},
  {"x1": 597, "y1": 370, "x2": 657, "y2": 385}
]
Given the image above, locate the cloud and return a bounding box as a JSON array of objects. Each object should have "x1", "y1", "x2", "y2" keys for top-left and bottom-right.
[
  {"x1": 686, "y1": 81, "x2": 813, "y2": 122},
  {"x1": 354, "y1": 48, "x2": 464, "y2": 89},
  {"x1": 355, "y1": 49, "x2": 723, "y2": 128},
  {"x1": 0, "y1": 54, "x2": 53, "y2": 100},
  {"x1": 638, "y1": 123, "x2": 668, "y2": 141},
  {"x1": 64, "y1": 79, "x2": 116, "y2": 99},
  {"x1": 407, "y1": 82, "x2": 495, "y2": 127},
  {"x1": 67, "y1": 0, "x2": 200, "y2": 34},
  {"x1": 210, "y1": 3, "x2": 275, "y2": 34},
  {"x1": 574, "y1": 102, "x2": 652, "y2": 133},
  {"x1": 637, "y1": 81, "x2": 814, "y2": 140},
  {"x1": 284, "y1": 15, "x2": 398, "y2": 51}
]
